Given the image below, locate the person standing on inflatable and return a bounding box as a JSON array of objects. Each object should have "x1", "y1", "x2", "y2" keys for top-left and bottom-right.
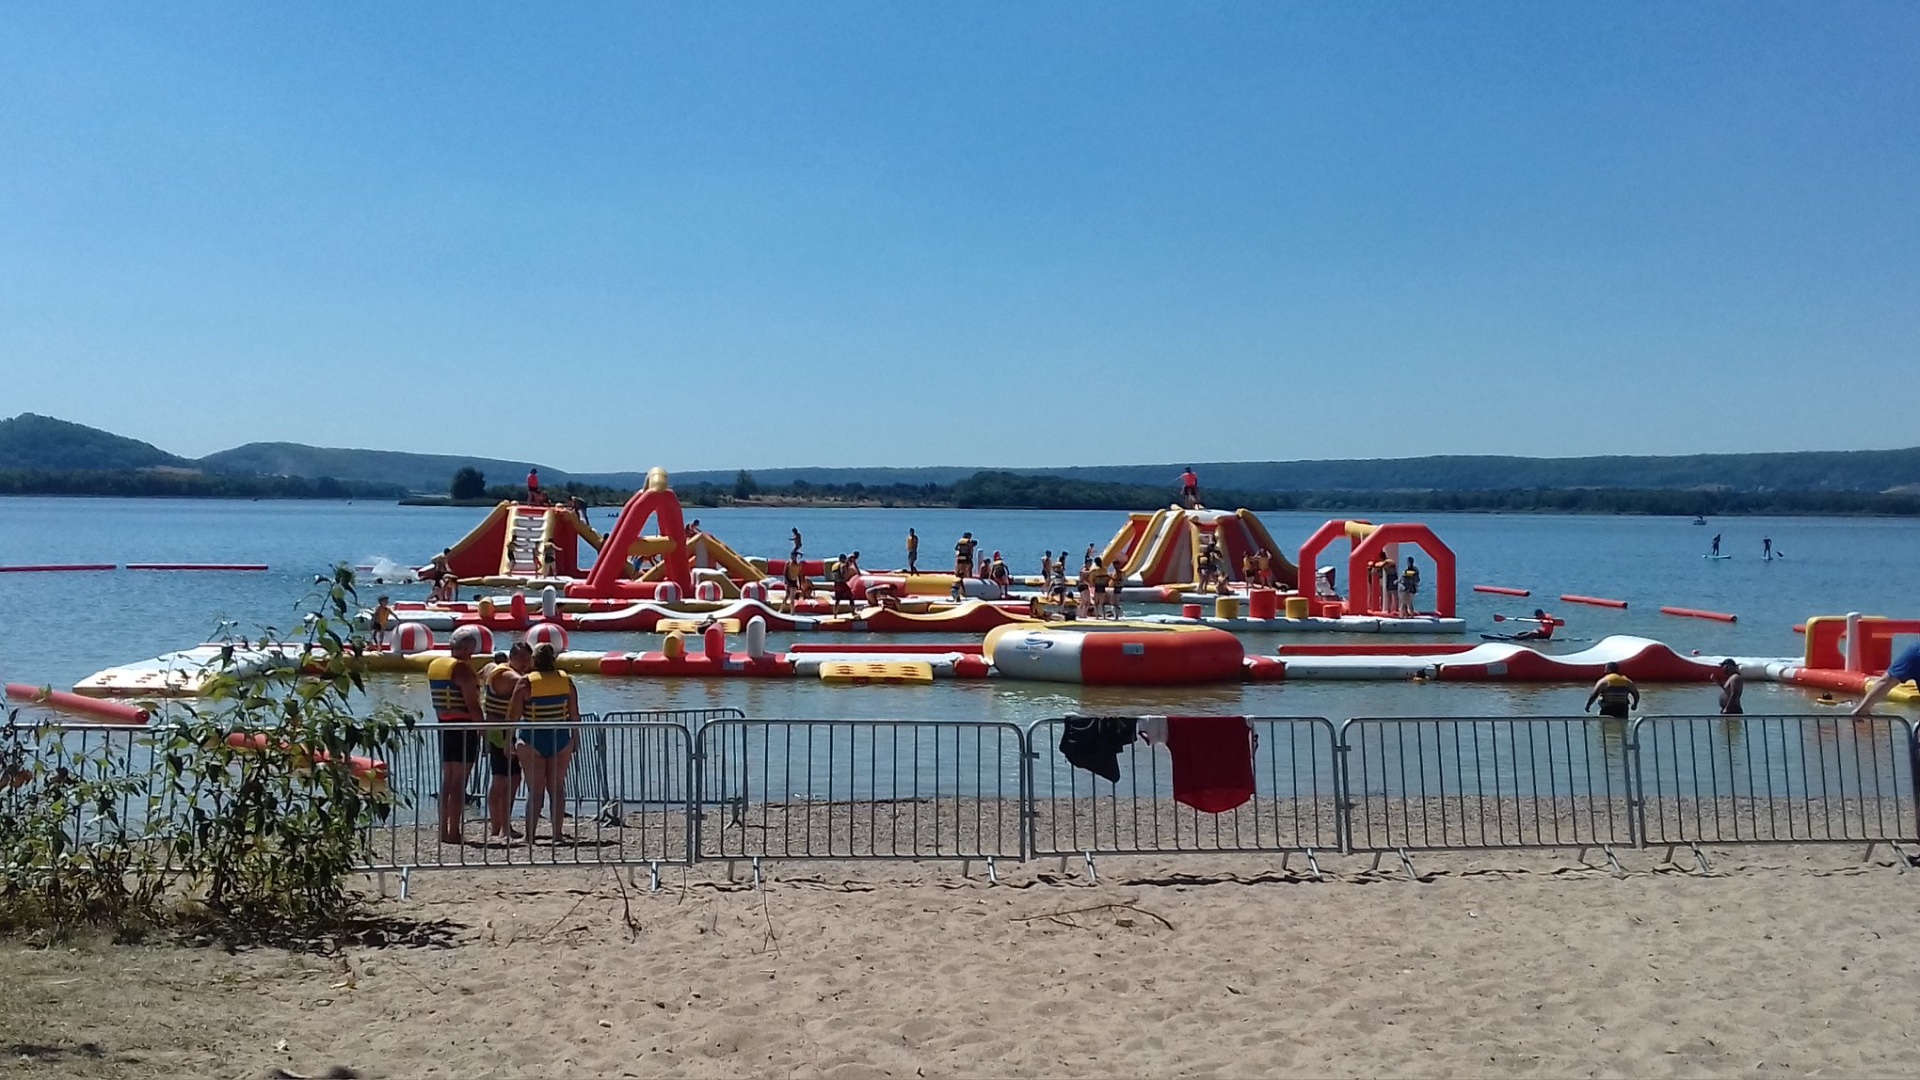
[
  {"x1": 526, "y1": 468, "x2": 541, "y2": 504},
  {"x1": 1179, "y1": 467, "x2": 1199, "y2": 508},
  {"x1": 906, "y1": 528, "x2": 918, "y2": 573},
  {"x1": 790, "y1": 528, "x2": 803, "y2": 561},
  {"x1": 1854, "y1": 643, "x2": 1920, "y2": 718},
  {"x1": 1585, "y1": 662, "x2": 1640, "y2": 720},
  {"x1": 1399, "y1": 557, "x2": 1421, "y2": 616},
  {"x1": 428, "y1": 627, "x2": 486, "y2": 844},
  {"x1": 955, "y1": 532, "x2": 978, "y2": 578}
]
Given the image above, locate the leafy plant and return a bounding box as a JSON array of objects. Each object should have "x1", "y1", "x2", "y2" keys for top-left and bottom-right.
[{"x1": 0, "y1": 565, "x2": 418, "y2": 941}]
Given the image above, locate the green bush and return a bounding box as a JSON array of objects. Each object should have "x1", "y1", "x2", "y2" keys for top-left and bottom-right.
[{"x1": 0, "y1": 565, "x2": 418, "y2": 940}]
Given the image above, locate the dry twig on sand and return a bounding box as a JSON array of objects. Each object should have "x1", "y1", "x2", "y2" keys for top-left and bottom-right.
[
  {"x1": 609, "y1": 867, "x2": 642, "y2": 942},
  {"x1": 1014, "y1": 897, "x2": 1174, "y2": 932}
]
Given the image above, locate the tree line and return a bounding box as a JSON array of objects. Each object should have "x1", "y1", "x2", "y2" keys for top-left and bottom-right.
[{"x1": 0, "y1": 468, "x2": 406, "y2": 500}]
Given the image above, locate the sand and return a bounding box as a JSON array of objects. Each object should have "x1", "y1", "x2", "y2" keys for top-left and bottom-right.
[{"x1": 8, "y1": 845, "x2": 1920, "y2": 1079}]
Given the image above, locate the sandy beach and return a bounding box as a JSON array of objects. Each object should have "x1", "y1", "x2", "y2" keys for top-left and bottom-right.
[{"x1": 5, "y1": 845, "x2": 1920, "y2": 1079}]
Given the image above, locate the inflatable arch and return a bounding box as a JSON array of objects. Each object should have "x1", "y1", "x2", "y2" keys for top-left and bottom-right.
[{"x1": 1297, "y1": 520, "x2": 1456, "y2": 618}]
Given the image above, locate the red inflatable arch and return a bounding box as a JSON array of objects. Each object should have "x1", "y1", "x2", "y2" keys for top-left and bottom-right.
[
  {"x1": 567, "y1": 470, "x2": 695, "y2": 599},
  {"x1": 1296, "y1": 519, "x2": 1456, "y2": 618}
]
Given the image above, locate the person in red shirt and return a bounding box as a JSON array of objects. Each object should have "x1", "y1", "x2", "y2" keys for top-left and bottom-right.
[
  {"x1": 525, "y1": 468, "x2": 542, "y2": 505},
  {"x1": 1178, "y1": 467, "x2": 1199, "y2": 508}
]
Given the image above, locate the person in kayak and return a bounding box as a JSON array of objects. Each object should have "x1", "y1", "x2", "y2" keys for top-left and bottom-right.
[{"x1": 1513, "y1": 608, "x2": 1556, "y2": 641}]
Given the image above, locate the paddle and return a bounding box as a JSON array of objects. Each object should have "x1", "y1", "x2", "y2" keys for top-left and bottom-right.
[{"x1": 1493, "y1": 613, "x2": 1566, "y2": 626}]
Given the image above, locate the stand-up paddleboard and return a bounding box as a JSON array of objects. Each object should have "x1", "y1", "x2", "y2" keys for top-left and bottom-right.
[{"x1": 1703, "y1": 554, "x2": 1732, "y2": 560}]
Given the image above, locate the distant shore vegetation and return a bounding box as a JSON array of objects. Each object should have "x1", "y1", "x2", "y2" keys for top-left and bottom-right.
[{"x1": 6, "y1": 463, "x2": 1920, "y2": 517}]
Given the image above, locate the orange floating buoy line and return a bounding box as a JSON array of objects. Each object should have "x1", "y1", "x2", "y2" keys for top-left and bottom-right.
[
  {"x1": 1660, "y1": 606, "x2": 1738, "y2": 623},
  {"x1": 4, "y1": 683, "x2": 150, "y2": 725},
  {"x1": 1473, "y1": 585, "x2": 1530, "y2": 597},
  {"x1": 1560, "y1": 594, "x2": 1628, "y2": 609},
  {"x1": 125, "y1": 563, "x2": 269, "y2": 572}
]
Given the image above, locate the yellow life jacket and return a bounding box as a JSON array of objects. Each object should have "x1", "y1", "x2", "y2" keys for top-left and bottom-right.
[
  {"x1": 523, "y1": 669, "x2": 574, "y2": 723},
  {"x1": 480, "y1": 664, "x2": 516, "y2": 721},
  {"x1": 1598, "y1": 672, "x2": 1634, "y2": 706},
  {"x1": 1402, "y1": 565, "x2": 1420, "y2": 585},
  {"x1": 426, "y1": 656, "x2": 481, "y2": 720}
]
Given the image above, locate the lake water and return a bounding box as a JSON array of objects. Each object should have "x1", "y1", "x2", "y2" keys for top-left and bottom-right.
[{"x1": 2, "y1": 496, "x2": 1914, "y2": 724}]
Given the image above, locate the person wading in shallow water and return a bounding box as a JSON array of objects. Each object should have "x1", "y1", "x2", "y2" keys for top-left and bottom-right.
[{"x1": 1585, "y1": 662, "x2": 1640, "y2": 720}]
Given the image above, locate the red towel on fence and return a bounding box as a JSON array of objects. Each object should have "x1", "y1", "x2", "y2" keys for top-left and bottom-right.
[{"x1": 1166, "y1": 715, "x2": 1255, "y2": 813}]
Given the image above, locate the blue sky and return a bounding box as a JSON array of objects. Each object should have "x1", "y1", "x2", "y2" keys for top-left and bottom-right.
[{"x1": 2, "y1": 3, "x2": 1915, "y2": 472}]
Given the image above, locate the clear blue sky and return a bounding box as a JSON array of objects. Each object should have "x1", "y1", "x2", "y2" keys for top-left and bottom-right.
[{"x1": 3, "y1": 3, "x2": 1915, "y2": 472}]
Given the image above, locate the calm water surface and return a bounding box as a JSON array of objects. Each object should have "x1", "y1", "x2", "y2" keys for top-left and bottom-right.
[{"x1": 3, "y1": 497, "x2": 1914, "y2": 723}]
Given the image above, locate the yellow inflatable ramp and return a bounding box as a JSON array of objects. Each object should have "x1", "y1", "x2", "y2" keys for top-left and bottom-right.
[
  {"x1": 818, "y1": 660, "x2": 935, "y2": 686},
  {"x1": 657, "y1": 618, "x2": 742, "y2": 634}
]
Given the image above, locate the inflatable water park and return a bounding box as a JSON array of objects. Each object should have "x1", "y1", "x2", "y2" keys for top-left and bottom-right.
[{"x1": 44, "y1": 468, "x2": 1919, "y2": 711}]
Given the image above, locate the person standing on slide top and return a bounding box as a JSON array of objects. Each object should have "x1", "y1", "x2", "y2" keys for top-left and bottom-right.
[
  {"x1": 526, "y1": 468, "x2": 541, "y2": 505},
  {"x1": 906, "y1": 528, "x2": 918, "y2": 573},
  {"x1": 1853, "y1": 643, "x2": 1920, "y2": 718},
  {"x1": 1179, "y1": 467, "x2": 1199, "y2": 508}
]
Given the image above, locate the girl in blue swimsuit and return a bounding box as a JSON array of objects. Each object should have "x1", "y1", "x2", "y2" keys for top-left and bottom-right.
[{"x1": 512, "y1": 643, "x2": 580, "y2": 844}]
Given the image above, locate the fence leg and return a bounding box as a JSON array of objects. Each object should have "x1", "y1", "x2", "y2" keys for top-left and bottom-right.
[
  {"x1": 375, "y1": 870, "x2": 388, "y2": 898},
  {"x1": 1305, "y1": 848, "x2": 1322, "y2": 882},
  {"x1": 649, "y1": 861, "x2": 661, "y2": 894},
  {"x1": 1396, "y1": 848, "x2": 1417, "y2": 882},
  {"x1": 399, "y1": 866, "x2": 412, "y2": 901},
  {"x1": 1689, "y1": 843, "x2": 1712, "y2": 874},
  {"x1": 986, "y1": 856, "x2": 998, "y2": 886},
  {"x1": 1083, "y1": 851, "x2": 1098, "y2": 885},
  {"x1": 1602, "y1": 845, "x2": 1625, "y2": 878},
  {"x1": 1863, "y1": 841, "x2": 1878, "y2": 865},
  {"x1": 752, "y1": 856, "x2": 763, "y2": 891}
]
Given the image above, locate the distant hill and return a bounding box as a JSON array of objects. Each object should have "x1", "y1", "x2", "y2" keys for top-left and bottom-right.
[
  {"x1": 0, "y1": 413, "x2": 190, "y2": 471},
  {"x1": 7, "y1": 413, "x2": 1920, "y2": 498},
  {"x1": 197, "y1": 442, "x2": 626, "y2": 494}
]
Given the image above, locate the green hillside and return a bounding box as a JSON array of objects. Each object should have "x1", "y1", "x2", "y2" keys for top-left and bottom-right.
[
  {"x1": 7, "y1": 413, "x2": 1920, "y2": 501},
  {"x1": 0, "y1": 413, "x2": 189, "y2": 471},
  {"x1": 197, "y1": 442, "x2": 614, "y2": 494}
]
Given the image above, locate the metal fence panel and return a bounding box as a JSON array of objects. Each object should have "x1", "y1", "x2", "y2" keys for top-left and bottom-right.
[
  {"x1": 693, "y1": 719, "x2": 1026, "y2": 862},
  {"x1": 1026, "y1": 716, "x2": 1342, "y2": 858},
  {"x1": 604, "y1": 708, "x2": 750, "y2": 819},
  {"x1": 366, "y1": 720, "x2": 694, "y2": 871},
  {"x1": 1342, "y1": 717, "x2": 1636, "y2": 852},
  {"x1": 1632, "y1": 715, "x2": 1919, "y2": 847}
]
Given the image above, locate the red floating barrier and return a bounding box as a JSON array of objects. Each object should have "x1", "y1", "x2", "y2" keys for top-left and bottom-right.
[
  {"x1": 1561, "y1": 594, "x2": 1628, "y2": 609},
  {"x1": 787, "y1": 642, "x2": 987, "y2": 655},
  {"x1": 5, "y1": 683, "x2": 149, "y2": 725},
  {"x1": 1660, "y1": 606, "x2": 1738, "y2": 623},
  {"x1": 0, "y1": 564, "x2": 116, "y2": 573},
  {"x1": 1473, "y1": 585, "x2": 1531, "y2": 597},
  {"x1": 124, "y1": 563, "x2": 269, "y2": 571}
]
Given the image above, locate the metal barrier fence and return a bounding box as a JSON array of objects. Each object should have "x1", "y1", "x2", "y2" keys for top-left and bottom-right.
[
  {"x1": 1026, "y1": 716, "x2": 1341, "y2": 862},
  {"x1": 1341, "y1": 716, "x2": 1637, "y2": 853},
  {"x1": 693, "y1": 719, "x2": 1026, "y2": 865},
  {"x1": 8, "y1": 712, "x2": 1918, "y2": 885},
  {"x1": 1632, "y1": 715, "x2": 1919, "y2": 848},
  {"x1": 367, "y1": 720, "x2": 698, "y2": 872}
]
